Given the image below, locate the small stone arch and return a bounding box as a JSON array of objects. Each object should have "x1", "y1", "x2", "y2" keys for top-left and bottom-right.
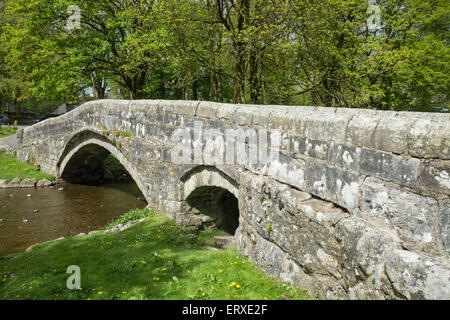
[
  {"x1": 178, "y1": 166, "x2": 240, "y2": 234},
  {"x1": 56, "y1": 129, "x2": 146, "y2": 197}
]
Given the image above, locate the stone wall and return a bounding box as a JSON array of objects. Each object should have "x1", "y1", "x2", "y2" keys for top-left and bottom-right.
[{"x1": 16, "y1": 100, "x2": 450, "y2": 299}]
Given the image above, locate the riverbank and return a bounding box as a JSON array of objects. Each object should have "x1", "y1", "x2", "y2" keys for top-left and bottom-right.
[
  {"x1": 0, "y1": 208, "x2": 313, "y2": 300},
  {"x1": 0, "y1": 151, "x2": 55, "y2": 186}
]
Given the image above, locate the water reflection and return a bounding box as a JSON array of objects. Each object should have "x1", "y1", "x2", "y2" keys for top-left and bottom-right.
[{"x1": 0, "y1": 183, "x2": 146, "y2": 256}]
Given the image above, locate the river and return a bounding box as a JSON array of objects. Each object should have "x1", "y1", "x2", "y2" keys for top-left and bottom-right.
[{"x1": 0, "y1": 183, "x2": 147, "y2": 256}]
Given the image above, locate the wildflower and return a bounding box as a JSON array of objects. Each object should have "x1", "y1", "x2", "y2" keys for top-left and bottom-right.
[
  {"x1": 201, "y1": 292, "x2": 206, "y2": 296},
  {"x1": 219, "y1": 269, "x2": 223, "y2": 273},
  {"x1": 236, "y1": 284, "x2": 241, "y2": 289},
  {"x1": 155, "y1": 268, "x2": 160, "y2": 271},
  {"x1": 98, "y1": 291, "x2": 103, "y2": 295},
  {"x1": 122, "y1": 291, "x2": 127, "y2": 294},
  {"x1": 162, "y1": 268, "x2": 166, "y2": 271}
]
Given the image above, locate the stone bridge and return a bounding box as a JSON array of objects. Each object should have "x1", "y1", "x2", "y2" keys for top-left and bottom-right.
[{"x1": 16, "y1": 100, "x2": 450, "y2": 299}]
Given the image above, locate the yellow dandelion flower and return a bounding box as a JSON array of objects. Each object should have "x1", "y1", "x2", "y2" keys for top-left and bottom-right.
[
  {"x1": 122, "y1": 291, "x2": 127, "y2": 294},
  {"x1": 98, "y1": 291, "x2": 103, "y2": 295},
  {"x1": 201, "y1": 292, "x2": 206, "y2": 296},
  {"x1": 162, "y1": 268, "x2": 166, "y2": 271},
  {"x1": 219, "y1": 269, "x2": 223, "y2": 273},
  {"x1": 236, "y1": 284, "x2": 241, "y2": 289}
]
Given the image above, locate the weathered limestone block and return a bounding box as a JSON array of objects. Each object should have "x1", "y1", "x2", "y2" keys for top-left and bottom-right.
[
  {"x1": 417, "y1": 161, "x2": 450, "y2": 196},
  {"x1": 236, "y1": 223, "x2": 347, "y2": 300},
  {"x1": 197, "y1": 101, "x2": 219, "y2": 120},
  {"x1": 36, "y1": 178, "x2": 53, "y2": 187},
  {"x1": 346, "y1": 114, "x2": 382, "y2": 149},
  {"x1": 328, "y1": 144, "x2": 361, "y2": 172},
  {"x1": 408, "y1": 120, "x2": 450, "y2": 160},
  {"x1": 440, "y1": 203, "x2": 450, "y2": 254},
  {"x1": 359, "y1": 149, "x2": 420, "y2": 187},
  {"x1": 361, "y1": 178, "x2": 439, "y2": 245},
  {"x1": 261, "y1": 153, "x2": 306, "y2": 191},
  {"x1": 303, "y1": 111, "x2": 352, "y2": 144},
  {"x1": 373, "y1": 116, "x2": 414, "y2": 155},
  {"x1": 385, "y1": 249, "x2": 450, "y2": 300},
  {"x1": 8, "y1": 177, "x2": 21, "y2": 187},
  {"x1": 305, "y1": 161, "x2": 360, "y2": 210}
]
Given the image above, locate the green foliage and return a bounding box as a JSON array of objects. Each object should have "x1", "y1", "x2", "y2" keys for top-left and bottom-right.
[
  {"x1": 266, "y1": 222, "x2": 272, "y2": 235},
  {"x1": 0, "y1": 0, "x2": 448, "y2": 111},
  {"x1": 102, "y1": 154, "x2": 124, "y2": 171},
  {"x1": 107, "y1": 208, "x2": 156, "y2": 229},
  {"x1": 0, "y1": 127, "x2": 17, "y2": 138}
]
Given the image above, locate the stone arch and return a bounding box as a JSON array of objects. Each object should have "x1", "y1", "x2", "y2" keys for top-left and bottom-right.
[
  {"x1": 178, "y1": 166, "x2": 240, "y2": 234},
  {"x1": 180, "y1": 165, "x2": 239, "y2": 200},
  {"x1": 56, "y1": 129, "x2": 146, "y2": 197}
]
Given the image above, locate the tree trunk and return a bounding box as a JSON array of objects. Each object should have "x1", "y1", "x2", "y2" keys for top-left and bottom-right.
[
  {"x1": 249, "y1": 47, "x2": 260, "y2": 104},
  {"x1": 92, "y1": 79, "x2": 106, "y2": 100}
]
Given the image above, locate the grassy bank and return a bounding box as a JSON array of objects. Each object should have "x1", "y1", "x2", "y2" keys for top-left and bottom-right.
[
  {"x1": 0, "y1": 127, "x2": 17, "y2": 138},
  {"x1": 0, "y1": 151, "x2": 55, "y2": 182},
  {"x1": 0, "y1": 209, "x2": 313, "y2": 300}
]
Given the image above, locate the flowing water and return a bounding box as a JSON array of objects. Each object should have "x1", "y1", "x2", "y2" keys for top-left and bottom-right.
[{"x1": 0, "y1": 183, "x2": 146, "y2": 256}]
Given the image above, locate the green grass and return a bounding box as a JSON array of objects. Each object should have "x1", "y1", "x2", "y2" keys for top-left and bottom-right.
[
  {"x1": 0, "y1": 151, "x2": 55, "y2": 182},
  {"x1": 0, "y1": 210, "x2": 313, "y2": 300},
  {"x1": 106, "y1": 208, "x2": 156, "y2": 229},
  {"x1": 0, "y1": 127, "x2": 17, "y2": 138}
]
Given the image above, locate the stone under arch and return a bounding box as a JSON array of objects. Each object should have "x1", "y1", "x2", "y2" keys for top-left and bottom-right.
[
  {"x1": 177, "y1": 166, "x2": 240, "y2": 234},
  {"x1": 56, "y1": 130, "x2": 146, "y2": 197}
]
